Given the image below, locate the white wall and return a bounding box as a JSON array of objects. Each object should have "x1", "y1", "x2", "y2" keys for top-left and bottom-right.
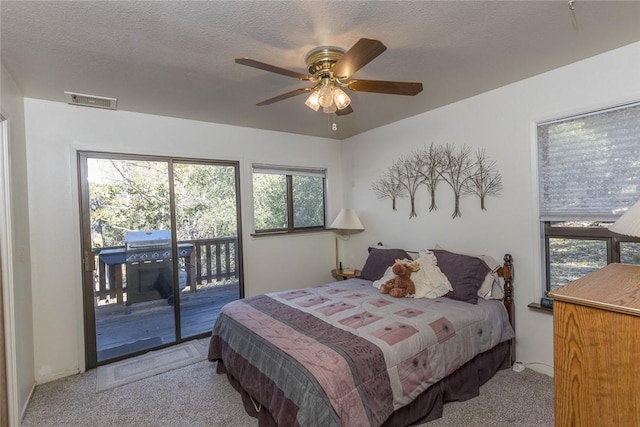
[
  {"x1": 342, "y1": 41, "x2": 640, "y2": 376},
  {"x1": 23, "y1": 100, "x2": 343, "y2": 382},
  {"x1": 1, "y1": 63, "x2": 35, "y2": 423},
  {"x1": 19, "y1": 40, "x2": 640, "y2": 386}
]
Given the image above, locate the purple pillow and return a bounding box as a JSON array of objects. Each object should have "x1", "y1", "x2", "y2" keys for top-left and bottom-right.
[
  {"x1": 359, "y1": 247, "x2": 411, "y2": 281},
  {"x1": 431, "y1": 249, "x2": 490, "y2": 304}
]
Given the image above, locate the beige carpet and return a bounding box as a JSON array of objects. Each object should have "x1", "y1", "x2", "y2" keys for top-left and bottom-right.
[
  {"x1": 22, "y1": 360, "x2": 553, "y2": 427},
  {"x1": 22, "y1": 358, "x2": 256, "y2": 427},
  {"x1": 96, "y1": 338, "x2": 209, "y2": 392}
]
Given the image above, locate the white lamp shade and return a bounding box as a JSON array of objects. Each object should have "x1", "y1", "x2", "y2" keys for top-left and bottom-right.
[
  {"x1": 330, "y1": 208, "x2": 364, "y2": 232},
  {"x1": 610, "y1": 198, "x2": 640, "y2": 237}
]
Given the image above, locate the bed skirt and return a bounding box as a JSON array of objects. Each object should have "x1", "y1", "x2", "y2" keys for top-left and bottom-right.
[{"x1": 214, "y1": 339, "x2": 511, "y2": 427}]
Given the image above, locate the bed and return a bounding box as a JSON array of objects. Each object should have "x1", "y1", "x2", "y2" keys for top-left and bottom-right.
[{"x1": 209, "y1": 247, "x2": 515, "y2": 426}]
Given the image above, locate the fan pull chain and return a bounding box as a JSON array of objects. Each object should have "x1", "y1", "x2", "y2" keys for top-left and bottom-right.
[{"x1": 326, "y1": 112, "x2": 337, "y2": 134}]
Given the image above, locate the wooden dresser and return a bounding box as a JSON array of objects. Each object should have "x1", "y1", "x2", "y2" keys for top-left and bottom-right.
[{"x1": 549, "y1": 263, "x2": 640, "y2": 427}]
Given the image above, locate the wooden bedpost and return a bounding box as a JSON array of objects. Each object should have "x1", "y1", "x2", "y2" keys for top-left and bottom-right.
[{"x1": 499, "y1": 253, "x2": 514, "y2": 365}]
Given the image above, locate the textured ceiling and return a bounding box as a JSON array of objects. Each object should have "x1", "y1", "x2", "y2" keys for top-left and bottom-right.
[{"x1": 2, "y1": 1, "x2": 640, "y2": 140}]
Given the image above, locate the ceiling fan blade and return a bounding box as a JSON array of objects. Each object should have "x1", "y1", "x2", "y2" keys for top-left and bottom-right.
[
  {"x1": 331, "y1": 38, "x2": 387, "y2": 80},
  {"x1": 256, "y1": 87, "x2": 312, "y2": 106},
  {"x1": 335, "y1": 105, "x2": 354, "y2": 116},
  {"x1": 235, "y1": 57, "x2": 311, "y2": 81},
  {"x1": 347, "y1": 79, "x2": 423, "y2": 96}
]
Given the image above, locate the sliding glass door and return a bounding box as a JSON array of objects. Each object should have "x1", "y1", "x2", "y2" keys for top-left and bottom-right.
[
  {"x1": 173, "y1": 162, "x2": 241, "y2": 339},
  {"x1": 78, "y1": 153, "x2": 242, "y2": 367}
]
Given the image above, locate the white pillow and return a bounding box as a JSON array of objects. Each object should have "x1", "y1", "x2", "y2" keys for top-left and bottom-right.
[
  {"x1": 371, "y1": 260, "x2": 406, "y2": 289},
  {"x1": 482, "y1": 273, "x2": 505, "y2": 300},
  {"x1": 412, "y1": 251, "x2": 453, "y2": 298},
  {"x1": 478, "y1": 271, "x2": 502, "y2": 298}
]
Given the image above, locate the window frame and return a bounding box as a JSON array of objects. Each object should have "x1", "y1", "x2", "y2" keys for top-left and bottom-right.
[
  {"x1": 542, "y1": 222, "x2": 640, "y2": 293},
  {"x1": 252, "y1": 164, "x2": 328, "y2": 235},
  {"x1": 537, "y1": 101, "x2": 640, "y2": 294}
]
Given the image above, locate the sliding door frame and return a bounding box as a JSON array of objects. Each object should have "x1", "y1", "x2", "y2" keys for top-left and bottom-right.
[{"x1": 77, "y1": 151, "x2": 244, "y2": 369}]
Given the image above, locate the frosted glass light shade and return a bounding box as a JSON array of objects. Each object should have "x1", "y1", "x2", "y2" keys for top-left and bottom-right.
[
  {"x1": 305, "y1": 90, "x2": 320, "y2": 111},
  {"x1": 318, "y1": 83, "x2": 333, "y2": 108},
  {"x1": 333, "y1": 87, "x2": 351, "y2": 110},
  {"x1": 323, "y1": 104, "x2": 337, "y2": 114},
  {"x1": 610, "y1": 198, "x2": 640, "y2": 237},
  {"x1": 330, "y1": 208, "x2": 364, "y2": 232}
]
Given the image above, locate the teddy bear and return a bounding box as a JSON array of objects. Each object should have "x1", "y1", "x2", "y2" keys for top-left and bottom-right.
[{"x1": 380, "y1": 259, "x2": 420, "y2": 298}]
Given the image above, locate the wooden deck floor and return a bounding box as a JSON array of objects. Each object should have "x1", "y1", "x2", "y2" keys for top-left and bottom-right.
[{"x1": 95, "y1": 283, "x2": 239, "y2": 361}]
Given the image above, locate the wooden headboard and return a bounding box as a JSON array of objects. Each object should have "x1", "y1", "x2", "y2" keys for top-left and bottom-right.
[{"x1": 497, "y1": 253, "x2": 515, "y2": 364}]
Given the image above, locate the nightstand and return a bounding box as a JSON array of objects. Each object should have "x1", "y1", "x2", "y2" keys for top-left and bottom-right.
[{"x1": 331, "y1": 268, "x2": 361, "y2": 281}]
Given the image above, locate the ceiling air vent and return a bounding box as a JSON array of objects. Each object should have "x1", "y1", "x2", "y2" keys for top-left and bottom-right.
[{"x1": 64, "y1": 91, "x2": 117, "y2": 110}]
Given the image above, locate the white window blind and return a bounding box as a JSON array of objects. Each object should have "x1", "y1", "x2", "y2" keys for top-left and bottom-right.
[
  {"x1": 252, "y1": 163, "x2": 326, "y2": 178},
  {"x1": 538, "y1": 102, "x2": 640, "y2": 221}
]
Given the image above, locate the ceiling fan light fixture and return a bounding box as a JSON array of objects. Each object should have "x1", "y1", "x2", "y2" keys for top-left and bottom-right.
[
  {"x1": 333, "y1": 87, "x2": 351, "y2": 110},
  {"x1": 305, "y1": 89, "x2": 321, "y2": 111},
  {"x1": 236, "y1": 38, "x2": 421, "y2": 117}
]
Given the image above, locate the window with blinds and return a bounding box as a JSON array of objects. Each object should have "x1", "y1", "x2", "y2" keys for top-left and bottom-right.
[
  {"x1": 252, "y1": 164, "x2": 327, "y2": 234},
  {"x1": 537, "y1": 102, "x2": 640, "y2": 294},
  {"x1": 538, "y1": 102, "x2": 640, "y2": 221}
]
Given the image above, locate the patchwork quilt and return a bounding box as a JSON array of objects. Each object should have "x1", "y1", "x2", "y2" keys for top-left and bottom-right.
[{"x1": 209, "y1": 278, "x2": 514, "y2": 427}]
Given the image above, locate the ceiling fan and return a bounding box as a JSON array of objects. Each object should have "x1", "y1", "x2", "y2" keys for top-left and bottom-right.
[{"x1": 236, "y1": 38, "x2": 423, "y2": 116}]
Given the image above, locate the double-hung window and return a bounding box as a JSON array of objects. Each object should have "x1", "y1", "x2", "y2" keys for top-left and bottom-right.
[
  {"x1": 537, "y1": 102, "x2": 640, "y2": 294},
  {"x1": 252, "y1": 164, "x2": 327, "y2": 234}
]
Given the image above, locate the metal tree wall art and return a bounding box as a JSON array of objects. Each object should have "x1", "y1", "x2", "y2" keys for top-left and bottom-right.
[
  {"x1": 439, "y1": 144, "x2": 473, "y2": 218},
  {"x1": 371, "y1": 143, "x2": 503, "y2": 219},
  {"x1": 417, "y1": 143, "x2": 444, "y2": 212},
  {"x1": 464, "y1": 149, "x2": 503, "y2": 210},
  {"x1": 396, "y1": 153, "x2": 426, "y2": 218},
  {"x1": 371, "y1": 168, "x2": 406, "y2": 210}
]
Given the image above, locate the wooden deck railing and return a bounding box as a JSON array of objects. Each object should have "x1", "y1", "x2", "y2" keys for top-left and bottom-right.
[
  {"x1": 92, "y1": 237, "x2": 238, "y2": 302},
  {"x1": 188, "y1": 237, "x2": 238, "y2": 284}
]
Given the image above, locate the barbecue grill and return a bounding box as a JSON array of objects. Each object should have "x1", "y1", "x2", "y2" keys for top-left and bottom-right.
[{"x1": 125, "y1": 230, "x2": 174, "y2": 305}]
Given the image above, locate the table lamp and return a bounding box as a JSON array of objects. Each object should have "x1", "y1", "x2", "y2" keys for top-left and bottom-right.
[
  {"x1": 330, "y1": 208, "x2": 364, "y2": 270},
  {"x1": 610, "y1": 198, "x2": 640, "y2": 237}
]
